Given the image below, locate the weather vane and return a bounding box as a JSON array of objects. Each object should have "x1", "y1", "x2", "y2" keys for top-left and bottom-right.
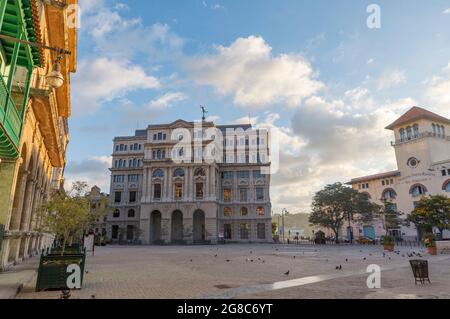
[{"x1": 200, "y1": 105, "x2": 208, "y2": 121}]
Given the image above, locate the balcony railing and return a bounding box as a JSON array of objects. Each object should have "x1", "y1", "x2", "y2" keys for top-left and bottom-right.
[
  {"x1": 0, "y1": 76, "x2": 22, "y2": 158},
  {"x1": 391, "y1": 131, "x2": 450, "y2": 146}
]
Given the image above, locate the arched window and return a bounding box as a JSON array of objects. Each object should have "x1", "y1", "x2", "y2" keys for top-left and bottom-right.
[
  {"x1": 128, "y1": 209, "x2": 135, "y2": 218},
  {"x1": 409, "y1": 184, "x2": 427, "y2": 197},
  {"x1": 437, "y1": 125, "x2": 442, "y2": 136},
  {"x1": 157, "y1": 150, "x2": 161, "y2": 159},
  {"x1": 194, "y1": 168, "x2": 206, "y2": 177},
  {"x1": 173, "y1": 168, "x2": 185, "y2": 177},
  {"x1": 152, "y1": 169, "x2": 164, "y2": 178},
  {"x1": 382, "y1": 188, "x2": 397, "y2": 200},
  {"x1": 113, "y1": 209, "x2": 120, "y2": 218},
  {"x1": 413, "y1": 124, "x2": 419, "y2": 138},
  {"x1": 406, "y1": 126, "x2": 412, "y2": 139},
  {"x1": 399, "y1": 128, "x2": 406, "y2": 141},
  {"x1": 432, "y1": 123, "x2": 437, "y2": 135},
  {"x1": 224, "y1": 207, "x2": 232, "y2": 217},
  {"x1": 133, "y1": 159, "x2": 137, "y2": 167},
  {"x1": 240, "y1": 207, "x2": 248, "y2": 216},
  {"x1": 441, "y1": 125, "x2": 446, "y2": 137},
  {"x1": 442, "y1": 180, "x2": 450, "y2": 192},
  {"x1": 256, "y1": 207, "x2": 265, "y2": 216}
]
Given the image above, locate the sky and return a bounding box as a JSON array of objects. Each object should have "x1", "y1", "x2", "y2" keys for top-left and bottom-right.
[{"x1": 65, "y1": 0, "x2": 450, "y2": 214}]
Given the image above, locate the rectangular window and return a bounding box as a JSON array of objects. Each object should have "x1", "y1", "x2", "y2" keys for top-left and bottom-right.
[
  {"x1": 128, "y1": 174, "x2": 139, "y2": 183},
  {"x1": 257, "y1": 223, "x2": 266, "y2": 239},
  {"x1": 238, "y1": 171, "x2": 250, "y2": 179},
  {"x1": 256, "y1": 188, "x2": 264, "y2": 201},
  {"x1": 114, "y1": 192, "x2": 121, "y2": 203},
  {"x1": 222, "y1": 171, "x2": 234, "y2": 179},
  {"x1": 115, "y1": 145, "x2": 119, "y2": 152},
  {"x1": 111, "y1": 225, "x2": 119, "y2": 239},
  {"x1": 113, "y1": 175, "x2": 125, "y2": 183},
  {"x1": 175, "y1": 183, "x2": 183, "y2": 200},
  {"x1": 129, "y1": 191, "x2": 137, "y2": 203},
  {"x1": 154, "y1": 184, "x2": 162, "y2": 200},
  {"x1": 223, "y1": 189, "x2": 232, "y2": 201},
  {"x1": 240, "y1": 223, "x2": 249, "y2": 239},
  {"x1": 253, "y1": 170, "x2": 264, "y2": 179},
  {"x1": 443, "y1": 170, "x2": 447, "y2": 177},
  {"x1": 196, "y1": 183, "x2": 204, "y2": 199},
  {"x1": 224, "y1": 224, "x2": 232, "y2": 239},
  {"x1": 239, "y1": 188, "x2": 248, "y2": 202}
]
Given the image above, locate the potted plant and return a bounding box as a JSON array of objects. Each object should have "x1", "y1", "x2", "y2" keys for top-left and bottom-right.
[
  {"x1": 423, "y1": 233, "x2": 437, "y2": 256},
  {"x1": 35, "y1": 182, "x2": 92, "y2": 291},
  {"x1": 381, "y1": 235, "x2": 395, "y2": 251}
]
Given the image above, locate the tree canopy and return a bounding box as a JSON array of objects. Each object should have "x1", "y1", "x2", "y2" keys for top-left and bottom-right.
[
  {"x1": 408, "y1": 195, "x2": 450, "y2": 237},
  {"x1": 309, "y1": 182, "x2": 381, "y2": 243}
]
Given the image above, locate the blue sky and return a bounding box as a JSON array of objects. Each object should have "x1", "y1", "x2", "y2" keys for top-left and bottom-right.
[{"x1": 66, "y1": 0, "x2": 450, "y2": 213}]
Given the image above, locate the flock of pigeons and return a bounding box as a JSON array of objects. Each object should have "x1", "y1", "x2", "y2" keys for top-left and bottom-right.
[{"x1": 194, "y1": 246, "x2": 428, "y2": 278}]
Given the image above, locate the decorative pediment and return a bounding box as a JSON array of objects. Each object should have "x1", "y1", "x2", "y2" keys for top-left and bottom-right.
[
  {"x1": 238, "y1": 180, "x2": 249, "y2": 186},
  {"x1": 113, "y1": 183, "x2": 124, "y2": 190},
  {"x1": 255, "y1": 180, "x2": 265, "y2": 186},
  {"x1": 222, "y1": 180, "x2": 232, "y2": 187},
  {"x1": 128, "y1": 183, "x2": 138, "y2": 189},
  {"x1": 168, "y1": 119, "x2": 195, "y2": 129}
]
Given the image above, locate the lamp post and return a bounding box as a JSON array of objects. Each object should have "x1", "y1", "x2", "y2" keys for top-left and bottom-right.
[{"x1": 282, "y1": 208, "x2": 288, "y2": 243}]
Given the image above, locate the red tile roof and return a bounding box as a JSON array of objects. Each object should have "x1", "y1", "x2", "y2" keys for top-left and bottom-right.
[{"x1": 385, "y1": 106, "x2": 450, "y2": 130}]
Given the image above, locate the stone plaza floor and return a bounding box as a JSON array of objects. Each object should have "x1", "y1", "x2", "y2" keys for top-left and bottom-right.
[{"x1": 15, "y1": 244, "x2": 450, "y2": 299}]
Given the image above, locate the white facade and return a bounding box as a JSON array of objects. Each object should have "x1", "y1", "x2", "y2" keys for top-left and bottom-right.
[
  {"x1": 343, "y1": 107, "x2": 450, "y2": 241},
  {"x1": 107, "y1": 120, "x2": 272, "y2": 244}
]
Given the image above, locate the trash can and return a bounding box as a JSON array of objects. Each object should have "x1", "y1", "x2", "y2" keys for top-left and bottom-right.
[{"x1": 409, "y1": 260, "x2": 431, "y2": 285}]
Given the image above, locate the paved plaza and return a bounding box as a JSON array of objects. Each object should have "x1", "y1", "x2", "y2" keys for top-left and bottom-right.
[{"x1": 15, "y1": 244, "x2": 450, "y2": 299}]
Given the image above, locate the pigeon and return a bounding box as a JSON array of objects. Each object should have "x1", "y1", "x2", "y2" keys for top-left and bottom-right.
[
  {"x1": 369, "y1": 254, "x2": 372, "y2": 256},
  {"x1": 214, "y1": 254, "x2": 218, "y2": 258},
  {"x1": 250, "y1": 251, "x2": 253, "y2": 254},
  {"x1": 345, "y1": 259, "x2": 348, "y2": 262},
  {"x1": 250, "y1": 259, "x2": 254, "y2": 262},
  {"x1": 226, "y1": 259, "x2": 230, "y2": 262},
  {"x1": 262, "y1": 260, "x2": 265, "y2": 263},
  {"x1": 284, "y1": 270, "x2": 290, "y2": 276},
  {"x1": 363, "y1": 257, "x2": 367, "y2": 261},
  {"x1": 339, "y1": 265, "x2": 342, "y2": 270},
  {"x1": 85, "y1": 271, "x2": 89, "y2": 274},
  {"x1": 190, "y1": 259, "x2": 193, "y2": 262},
  {"x1": 293, "y1": 256, "x2": 296, "y2": 259},
  {"x1": 91, "y1": 294, "x2": 96, "y2": 299}
]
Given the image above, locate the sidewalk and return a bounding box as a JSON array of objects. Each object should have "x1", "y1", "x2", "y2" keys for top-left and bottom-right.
[{"x1": 0, "y1": 257, "x2": 39, "y2": 299}]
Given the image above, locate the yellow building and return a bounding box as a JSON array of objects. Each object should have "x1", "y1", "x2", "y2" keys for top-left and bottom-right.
[{"x1": 0, "y1": 0, "x2": 78, "y2": 270}]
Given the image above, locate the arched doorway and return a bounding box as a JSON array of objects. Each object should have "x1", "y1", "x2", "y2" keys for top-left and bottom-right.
[
  {"x1": 193, "y1": 210, "x2": 206, "y2": 243},
  {"x1": 150, "y1": 211, "x2": 162, "y2": 243},
  {"x1": 171, "y1": 210, "x2": 183, "y2": 242}
]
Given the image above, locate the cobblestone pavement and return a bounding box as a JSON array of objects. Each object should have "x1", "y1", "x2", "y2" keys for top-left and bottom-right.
[{"x1": 15, "y1": 244, "x2": 450, "y2": 299}]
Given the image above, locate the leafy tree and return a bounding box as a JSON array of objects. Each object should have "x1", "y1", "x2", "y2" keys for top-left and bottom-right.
[
  {"x1": 271, "y1": 222, "x2": 277, "y2": 236},
  {"x1": 36, "y1": 182, "x2": 92, "y2": 255},
  {"x1": 379, "y1": 201, "x2": 404, "y2": 236},
  {"x1": 407, "y1": 195, "x2": 450, "y2": 239},
  {"x1": 309, "y1": 182, "x2": 381, "y2": 243}
]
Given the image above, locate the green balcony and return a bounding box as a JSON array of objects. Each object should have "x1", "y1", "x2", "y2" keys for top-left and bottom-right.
[
  {"x1": 0, "y1": 0, "x2": 42, "y2": 159},
  {"x1": 0, "y1": 76, "x2": 21, "y2": 158}
]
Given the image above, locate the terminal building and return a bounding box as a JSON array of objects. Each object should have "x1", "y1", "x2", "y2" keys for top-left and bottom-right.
[
  {"x1": 107, "y1": 119, "x2": 272, "y2": 244},
  {"x1": 345, "y1": 106, "x2": 450, "y2": 241}
]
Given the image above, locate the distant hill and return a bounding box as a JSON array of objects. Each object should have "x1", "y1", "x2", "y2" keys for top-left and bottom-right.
[{"x1": 272, "y1": 213, "x2": 316, "y2": 236}]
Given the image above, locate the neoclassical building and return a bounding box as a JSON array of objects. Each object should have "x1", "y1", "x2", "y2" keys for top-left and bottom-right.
[
  {"x1": 0, "y1": 0, "x2": 78, "y2": 270},
  {"x1": 108, "y1": 119, "x2": 272, "y2": 244},
  {"x1": 344, "y1": 107, "x2": 450, "y2": 241}
]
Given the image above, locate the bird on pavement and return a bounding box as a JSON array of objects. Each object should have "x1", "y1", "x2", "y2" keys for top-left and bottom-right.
[
  {"x1": 363, "y1": 257, "x2": 367, "y2": 260},
  {"x1": 226, "y1": 259, "x2": 230, "y2": 262},
  {"x1": 91, "y1": 295, "x2": 96, "y2": 299},
  {"x1": 214, "y1": 254, "x2": 218, "y2": 258},
  {"x1": 284, "y1": 270, "x2": 290, "y2": 276},
  {"x1": 345, "y1": 259, "x2": 348, "y2": 262}
]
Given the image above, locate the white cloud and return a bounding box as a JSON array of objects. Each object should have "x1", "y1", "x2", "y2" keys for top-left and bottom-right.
[
  {"x1": 377, "y1": 69, "x2": 407, "y2": 90},
  {"x1": 65, "y1": 156, "x2": 112, "y2": 193},
  {"x1": 424, "y1": 60, "x2": 450, "y2": 117},
  {"x1": 184, "y1": 36, "x2": 324, "y2": 108},
  {"x1": 367, "y1": 58, "x2": 374, "y2": 65},
  {"x1": 72, "y1": 58, "x2": 160, "y2": 116},
  {"x1": 443, "y1": 8, "x2": 450, "y2": 14},
  {"x1": 148, "y1": 92, "x2": 187, "y2": 109}
]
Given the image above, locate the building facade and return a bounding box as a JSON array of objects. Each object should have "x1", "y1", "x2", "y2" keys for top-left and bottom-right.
[
  {"x1": 107, "y1": 119, "x2": 272, "y2": 244},
  {"x1": 343, "y1": 107, "x2": 450, "y2": 241},
  {"x1": 0, "y1": 0, "x2": 78, "y2": 270},
  {"x1": 87, "y1": 185, "x2": 109, "y2": 238}
]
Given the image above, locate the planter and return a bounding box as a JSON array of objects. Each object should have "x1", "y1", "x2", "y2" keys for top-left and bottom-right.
[
  {"x1": 427, "y1": 246, "x2": 437, "y2": 256},
  {"x1": 383, "y1": 244, "x2": 395, "y2": 252},
  {"x1": 36, "y1": 252, "x2": 86, "y2": 292}
]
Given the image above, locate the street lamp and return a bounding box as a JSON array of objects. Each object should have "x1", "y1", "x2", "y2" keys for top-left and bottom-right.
[{"x1": 46, "y1": 55, "x2": 65, "y2": 89}]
